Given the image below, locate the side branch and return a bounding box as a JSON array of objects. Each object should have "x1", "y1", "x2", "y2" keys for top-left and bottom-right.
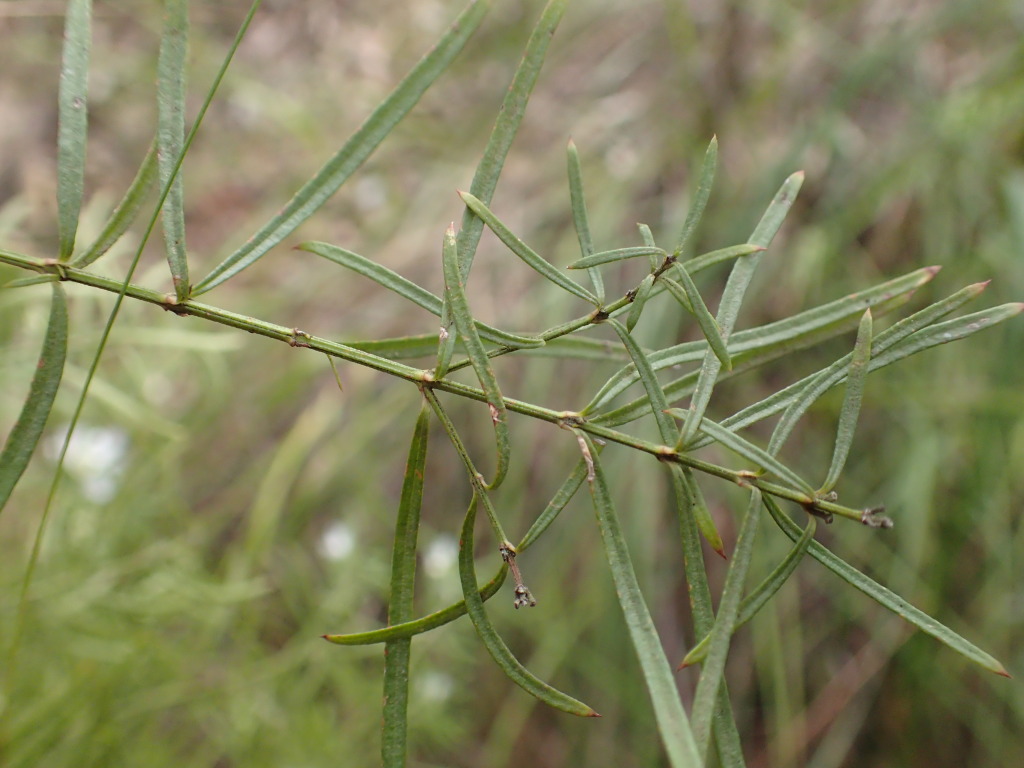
[{"x1": 1, "y1": 248, "x2": 877, "y2": 524}]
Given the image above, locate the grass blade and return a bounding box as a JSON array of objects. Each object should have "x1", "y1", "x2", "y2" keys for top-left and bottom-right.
[
  {"x1": 72, "y1": 142, "x2": 158, "y2": 268},
  {"x1": 690, "y1": 491, "x2": 761, "y2": 761},
  {"x1": 819, "y1": 309, "x2": 872, "y2": 494},
  {"x1": 675, "y1": 135, "x2": 717, "y2": 254},
  {"x1": 56, "y1": 0, "x2": 92, "y2": 261},
  {"x1": 677, "y1": 171, "x2": 804, "y2": 447},
  {"x1": 566, "y1": 139, "x2": 604, "y2": 302},
  {"x1": 0, "y1": 284, "x2": 68, "y2": 514},
  {"x1": 298, "y1": 240, "x2": 543, "y2": 349},
  {"x1": 157, "y1": 0, "x2": 191, "y2": 301},
  {"x1": 580, "y1": 433, "x2": 701, "y2": 765},
  {"x1": 459, "y1": 498, "x2": 600, "y2": 717},
  {"x1": 568, "y1": 246, "x2": 668, "y2": 270},
  {"x1": 681, "y1": 515, "x2": 816, "y2": 668},
  {"x1": 763, "y1": 496, "x2": 1010, "y2": 676},
  {"x1": 459, "y1": 191, "x2": 599, "y2": 305},
  {"x1": 192, "y1": 0, "x2": 492, "y2": 295},
  {"x1": 440, "y1": 225, "x2": 510, "y2": 489},
  {"x1": 382, "y1": 404, "x2": 430, "y2": 767}
]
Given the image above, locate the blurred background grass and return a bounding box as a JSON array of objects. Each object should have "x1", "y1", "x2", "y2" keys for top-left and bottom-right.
[{"x1": 1, "y1": 1, "x2": 1022, "y2": 766}]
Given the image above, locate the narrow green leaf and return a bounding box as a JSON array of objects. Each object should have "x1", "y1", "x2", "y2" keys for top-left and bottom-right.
[
  {"x1": 677, "y1": 465, "x2": 725, "y2": 559},
  {"x1": 72, "y1": 142, "x2": 158, "y2": 268},
  {"x1": 580, "y1": 433, "x2": 701, "y2": 765},
  {"x1": 678, "y1": 171, "x2": 804, "y2": 447},
  {"x1": 342, "y1": 334, "x2": 448, "y2": 360},
  {"x1": 763, "y1": 496, "x2": 1009, "y2": 676},
  {"x1": 625, "y1": 273, "x2": 656, "y2": 332},
  {"x1": 636, "y1": 224, "x2": 661, "y2": 269},
  {"x1": 192, "y1": 0, "x2": 492, "y2": 295},
  {"x1": 456, "y1": 0, "x2": 567, "y2": 281},
  {"x1": 766, "y1": 286, "x2": 1004, "y2": 456},
  {"x1": 298, "y1": 240, "x2": 543, "y2": 349},
  {"x1": 459, "y1": 191, "x2": 599, "y2": 305},
  {"x1": 679, "y1": 242, "x2": 764, "y2": 275},
  {"x1": 567, "y1": 139, "x2": 604, "y2": 303},
  {"x1": 691, "y1": 491, "x2": 761, "y2": 761},
  {"x1": 660, "y1": 276, "x2": 694, "y2": 314},
  {"x1": 440, "y1": 225, "x2": 510, "y2": 489},
  {"x1": 675, "y1": 135, "x2": 717, "y2": 254},
  {"x1": 325, "y1": 459, "x2": 590, "y2": 646},
  {"x1": 439, "y1": 0, "x2": 566, "y2": 376},
  {"x1": 819, "y1": 309, "x2": 872, "y2": 494},
  {"x1": 157, "y1": 0, "x2": 190, "y2": 302},
  {"x1": 568, "y1": 246, "x2": 668, "y2": 270},
  {"x1": 382, "y1": 404, "x2": 430, "y2": 768},
  {"x1": 606, "y1": 319, "x2": 725, "y2": 554},
  {"x1": 4, "y1": 275, "x2": 59, "y2": 289},
  {"x1": 663, "y1": 266, "x2": 731, "y2": 370},
  {"x1": 324, "y1": 566, "x2": 506, "y2": 645},
  {"x1": 56, "y1": 0, "x2": 92, "y2": 261},
  {"x1": 689, "y1": 417, "x2": 816, "y2": 497},
  {"x1": 459, "y1": 498, "x2": 600, "y2": 717},
  {"x1": 518, "y1": 457, "x2": 590, "y2": 551},
  {"x1": 682, "y1": 516, "x2": 816, "y2": 668},
  {"x1": 0, "y1": 284, "x2": 68, "y2": 513},
  {"x1": 587, "y1": 267, "x2": 935, "y2": 417}
]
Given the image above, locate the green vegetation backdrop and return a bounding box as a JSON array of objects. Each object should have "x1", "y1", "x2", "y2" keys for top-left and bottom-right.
[{"x1": 1, "y1": 1, "x2": 1021, "y2": 766}]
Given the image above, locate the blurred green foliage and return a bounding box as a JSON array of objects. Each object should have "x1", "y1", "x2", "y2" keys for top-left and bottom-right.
[{"x1": 1, "y1": 1, "x2": 1021, "y2": 766}]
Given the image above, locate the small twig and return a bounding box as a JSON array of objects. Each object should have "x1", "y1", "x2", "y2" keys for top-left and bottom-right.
[{"x1": 499, "y1": 542, "x2": 536, "y2": 609}]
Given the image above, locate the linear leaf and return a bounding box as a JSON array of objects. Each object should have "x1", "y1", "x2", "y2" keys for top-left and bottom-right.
[
  {"x1": 0, "y1": 284, "x2": 68, "y2": 514},
  {"x1": 324, "y1": 459, "x2": 589, "y2": 646},
  {"x1": 324, "y1": 566, "x2": 506, "y2": 646},
  {"x1": 675, "y1": 135, "x2": 717, "y2": 254},
  {"x1": 687, "y1": 417, "x2": 816, "y2": 497},
  {"x1": 678, "y1": 171, "x2": 804, "y2": 447},
  {"x1": 606, "y1": 319, "x2": 724, "y2": 553},
  {"x1": 663, "y1": 267, "x2": 730, "y2": 370},
  {"x1": 677, "y1": 465, "x2": 726, "y2": 559},
  {"x1": 382, "y1": 404, "x2": 430, "y2": 767},
  {"x1": 298, "y1": 240, "x2": 543, "y2": 349},
  {"x1": 766, "y1": 286, "x2": 1004, "y2": 456},
  {"x1": 456, "y1": 0, "x2": 567, "y2": 281},
  {"x1": 568, "y1": 246, "x2": 668, "y2": 270},
  {"x1": 459, "y1": 498, "x2": 600, "y2": 716},
  {"x1": 72, "y1": 142, "x2": 158, "y2": 268},
  {"x1": 157, "y1": 0, "x2": 190, "y2": 301},
  {"x1": 690, "y1": 491, "x2": 761, "y2": 761},
  {"x1": 56, "y1": 0, "x2": 92, "y2": 261},
  {"x1": 459, "y1": 191, "x2": 599, "y2": 305},
  {"x1": 763, "y1": 496, "x2": 1009, "y2": 676},
  {"x1": 587, "y1": 266, "x2": 934, "y2": 414},
  {"x1": 192, "y1": 0, "x2": 492, "y2": 295},
  {"x1": 566, "y1": 139, "x2": 604, "y2": 302},
  {"x1": 441, "y1": 225, "x2": 510, "y2": 489},
  {"x1": 819, "y1": 309, "x2": 872, "y2": 494},
  {"x1": 682, "y1": 515, "x2": 816, "y2": 667},
  {"x1": 625, "y1": 273, "x2": 656, "y2": 332},
  {"x1": 581, "y1": 433, "x2": 701, "y2": 765}
]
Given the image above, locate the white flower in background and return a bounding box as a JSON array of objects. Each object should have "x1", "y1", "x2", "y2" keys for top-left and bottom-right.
[
  {"x1": 319, "y1": 520, "x2": 356, "y2": 561},
  {"x1": 45, "y1": 424, "x2": 129, "y2": 504},
  {"x1": 423, "y1": 534, "x2": 458, "y2": 578}
]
